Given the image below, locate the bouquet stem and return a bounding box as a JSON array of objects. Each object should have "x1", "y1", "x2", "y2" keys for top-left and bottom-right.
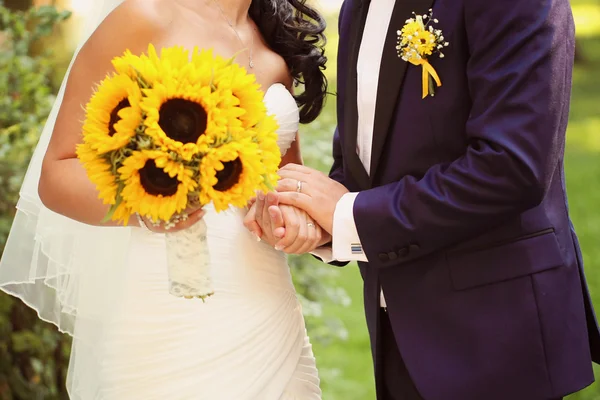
[{"x1": 165, "y1": 218, "x2": 214, "y2": 300}]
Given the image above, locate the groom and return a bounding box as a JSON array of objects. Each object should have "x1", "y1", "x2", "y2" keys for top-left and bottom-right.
[{"x1": 251, "y1": 0, "x2": 600, "y2": 399}]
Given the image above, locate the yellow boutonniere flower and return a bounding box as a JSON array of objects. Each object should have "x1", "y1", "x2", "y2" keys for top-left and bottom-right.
[{"x1": 397, "y1": 9, "x2": 450, "y2": 98}]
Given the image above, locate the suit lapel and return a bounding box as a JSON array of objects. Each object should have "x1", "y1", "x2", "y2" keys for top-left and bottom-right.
[
  {"x1": 369, "y1": 0, "x2": 436, "y2": 183},
  {"x1": 342, "y1": 0, "x2": 371, "y2": 191}
]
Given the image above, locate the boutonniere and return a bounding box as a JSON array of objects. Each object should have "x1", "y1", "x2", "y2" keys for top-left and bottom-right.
[{"x1": 396, "y1": 9, "x2": 449, "y2": 99}]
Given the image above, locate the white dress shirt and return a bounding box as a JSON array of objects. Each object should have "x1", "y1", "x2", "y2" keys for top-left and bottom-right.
[{"x1": 314, "y1": 0, "x2": 397, "y2": 307}]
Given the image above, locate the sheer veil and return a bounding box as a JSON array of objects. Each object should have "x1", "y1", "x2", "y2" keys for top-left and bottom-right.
[{"x1": 0, "y1": 1, "x2": 130, "y2": 392}]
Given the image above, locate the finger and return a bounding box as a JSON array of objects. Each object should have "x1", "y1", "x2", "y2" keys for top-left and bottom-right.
[
  {"x1": 255, "y1": 191, "x2": 269, "y2": 232},
  {"x1": 260, "y1": 193, "x2": 273, "y2": 236},
  {"x1": 275, "y1": 206, "x2": 299, "y2": 251},
  {"x1": 297, "y1": 219, "x2": 319, "y2": 254},
  {"x1": 243, "y1": 204, "x2": 263, "y2": 239},
  {"x1": 267, "y1": 192, "x2": 283, "y2": 234},
  {"x1": 187, "y1": 208, "x2": 206, "y2": 223},
  {"x1": 284, "y1": 208, "x2": 309, "y2": 254},
  {"x1": 294, "y1": 212, "x2": 320, "y2": 254},
  {"x1": 276, "y1": 192, "x2": 312, "y2": 211},
  {"x1": 255, "y1": 191, "x2": 266, "y2": 212},
  {"x1": 160, "y1": 209, "x2": 206, "y2": 233},
  {"x1": 277, "y1": 169, "x2": 311, "y2": 183},
  {"x1": 273, "y1": 226, "x2": 286, "y2": 239},
  {"x1": 269, "y1": 205, "x2": 285, "y2": 238},
  {"x1": 312, "y1": 224, "x2": 324, "y2": 252},
  {"x1": 266, "y1": 191, "x2": 279, "y2": 207},
  {"x1": 275, "y1": 178, "x2": 313, "y2": 196},
  {"x1": 280, "y1": 163, "x2": 315, "y2": 174}
]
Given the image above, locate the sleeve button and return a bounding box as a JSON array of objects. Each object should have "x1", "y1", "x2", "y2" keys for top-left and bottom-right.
[{"x1": 397, "y1": 247, "x2": 409, "y2": 258}]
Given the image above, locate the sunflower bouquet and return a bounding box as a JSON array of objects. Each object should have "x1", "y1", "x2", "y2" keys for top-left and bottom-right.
[{"x1": 77, "y1": 44, "x2": 281, "y2": 300}]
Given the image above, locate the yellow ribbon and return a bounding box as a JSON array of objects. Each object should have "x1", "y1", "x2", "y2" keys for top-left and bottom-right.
[{"x1": 409, "y1": 58, "x2": 442, "y2": 99}]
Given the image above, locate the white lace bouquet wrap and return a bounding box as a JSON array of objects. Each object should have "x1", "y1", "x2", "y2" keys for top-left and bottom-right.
[
  {"x1": 77, "y1": 44, "x2": 281, "y2": 300},
  {"x1": 165, "y1": 219, "x2": 212, "y2": 299}
]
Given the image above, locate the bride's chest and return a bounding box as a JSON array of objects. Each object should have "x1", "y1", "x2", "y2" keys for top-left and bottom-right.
[{"x1": 156, "y1": 21, "x2": 285, "y2": 92}]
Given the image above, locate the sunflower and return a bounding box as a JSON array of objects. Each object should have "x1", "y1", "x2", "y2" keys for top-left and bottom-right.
[
  {"x1": 149, "y1": 45, "x2": 191, "y2": 73},
  {"x1": 213, "y1": 62, "x2": 266, "y2": 129},
  {"x1": 112, "y1": 50, "x2": 158, "y2": 87},
  {"x1": 141, "y1": 76, "x2": 243, "y2": 161},
  {"x1": 82, "y1": 74, "x2": 142, "y2": 154},
  {"x1": 199, "y1": 139, "x2": 269, "y2": 212},
  {"x1": 76, "y1": 143, "x2": 131, "y2": 223},
  {"x1": 112, "y1": 44, "x2": 190, "y2": 86},
  {"x1": 189, "y1": 48, "x2": 228, "y2": 87},
  {"x1": 119, "y1": 150, "x2": 196, "y2": 222}
]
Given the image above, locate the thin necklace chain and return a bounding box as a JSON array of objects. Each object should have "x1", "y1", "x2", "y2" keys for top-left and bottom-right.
[{"x1": 212, "y1": 0, "x2": 255, "y2": 69}]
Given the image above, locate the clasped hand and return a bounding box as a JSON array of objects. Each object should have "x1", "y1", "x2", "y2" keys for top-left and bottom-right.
[
  {"x1": 243, "y1": 164, "x2": 349, "y2": 254},
  {"x1": 244, "y1": 192, "x2": 328, "y2": 254}
]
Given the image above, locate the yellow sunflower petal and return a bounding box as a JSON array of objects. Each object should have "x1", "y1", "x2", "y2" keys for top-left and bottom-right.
[
  {"x1": 82, "y1": 73, "x2": 143, "y2": 154},
  {"x1": 199, "y1": 138, "x2": 278, "y2": 212},
  {"x1": 76, "y1": 143, "x2": 120, "y2": 206}
]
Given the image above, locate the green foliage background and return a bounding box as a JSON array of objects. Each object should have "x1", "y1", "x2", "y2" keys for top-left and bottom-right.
[
  {"x1": 1, "y1": 1, "x2": 600, "y2": 400},
  {"x1": 0, "y1": 2, "x2": 72, "y2": 399}
]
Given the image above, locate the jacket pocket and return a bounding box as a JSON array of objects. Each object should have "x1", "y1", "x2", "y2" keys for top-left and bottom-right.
[{"x1": 447, "y1": 229, "x2": 563, "y2": 291}]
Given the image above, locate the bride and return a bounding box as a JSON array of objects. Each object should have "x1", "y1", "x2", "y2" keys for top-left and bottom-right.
[{"x1": 0, "y1": 0, "x2": 328, "y2": 398}]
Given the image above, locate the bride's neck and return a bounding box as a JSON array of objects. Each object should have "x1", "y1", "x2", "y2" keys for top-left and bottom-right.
[{"x1": 177, "y1": 0, "x2": 253, "y2": 26}]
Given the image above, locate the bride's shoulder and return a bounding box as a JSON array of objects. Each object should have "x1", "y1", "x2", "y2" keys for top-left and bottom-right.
[
  {"x1": 100, "y1": 0, "x2": 175, "y2": 36},
  {"x1": 115, "y1": 0, "x2": 176, "y2": 30},
  {"x1": 77, "y1": 0, "x2": 174, "y2": 62}
]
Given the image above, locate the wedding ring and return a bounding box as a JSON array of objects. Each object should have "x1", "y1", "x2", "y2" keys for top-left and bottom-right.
[{"x1": 296, "y1": 180, "x2": 303, "y2": 193}]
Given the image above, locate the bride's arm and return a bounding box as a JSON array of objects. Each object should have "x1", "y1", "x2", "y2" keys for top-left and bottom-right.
[
  {"x1": 279, "y1": 138, "x2": 303, "y2": 167},
  {"x1": 38, "y1": 1, "x2": 171, "y2": 226}
]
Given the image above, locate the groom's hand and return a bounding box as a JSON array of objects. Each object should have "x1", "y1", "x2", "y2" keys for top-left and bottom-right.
[{"x1": 275, "y1": 164, "x2": 349, "y2": 234}]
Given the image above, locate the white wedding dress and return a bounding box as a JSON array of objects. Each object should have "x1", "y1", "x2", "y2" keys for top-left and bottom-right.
[
  {"x1": 80, "y1": 84, "x2": 320, "y2": 399},
  {"x1": 0, "y1": 83, "x2": 321, "y2": 399}
]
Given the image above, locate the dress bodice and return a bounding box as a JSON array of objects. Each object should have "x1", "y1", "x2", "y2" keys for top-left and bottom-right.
[{"x1": 263, "y1": 83, "x2": 299, "y2": 156}]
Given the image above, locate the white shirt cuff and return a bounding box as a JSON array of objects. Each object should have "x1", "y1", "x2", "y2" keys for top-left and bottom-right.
[
  {"x1": 311, "y1": 246, "x2": 335, "y2": 263},
  {"x1": 311, "y1": 192, "x2": 368, "y2": 263},
  {"x1": 331, "y1": 192, "x2": 368, "y2": 262}
]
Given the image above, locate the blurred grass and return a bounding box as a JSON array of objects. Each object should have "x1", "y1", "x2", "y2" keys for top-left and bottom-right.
[{"x1": 304, "y1": 3, "x2": 600, "y2": 399}]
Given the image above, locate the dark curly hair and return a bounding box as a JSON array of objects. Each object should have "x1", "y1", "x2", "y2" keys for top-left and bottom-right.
[{"x1": 249, "y1": 0, "x2": 328, "y2": 124}]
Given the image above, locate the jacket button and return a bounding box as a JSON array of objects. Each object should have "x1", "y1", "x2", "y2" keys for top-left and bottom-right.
[
  {"x1": 379, "y1": 253, "x2": 390, "y2": 262},
  {"x1": 397, "y1": 247, "x2": 409, "y2": 258}
]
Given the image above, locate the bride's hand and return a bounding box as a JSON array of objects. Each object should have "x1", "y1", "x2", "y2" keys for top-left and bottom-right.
[
  {"x1": 138, "y1": 208, "x2": 206, "y2": 234},
  {"x1": 273, "y1": 205, "x2": 327, "y2": 255},
  {"x1": 244, "y1": 193, "x2": 284, "y2": 246}
]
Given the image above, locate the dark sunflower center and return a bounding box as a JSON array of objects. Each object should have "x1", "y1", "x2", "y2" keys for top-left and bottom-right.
[
  {"x1": 158, "y1": 98, "x2": 208, "y2": 144},
  {"x1": 108, "y1": 98, "x2": 131, "y2": 137},
  {"x1": 139, "y1": 159, "x2": 179, "y2": 196},
  {"x1": 420, "y1": 38, "x2": 427, "y2": 44},
  {"x1": 213, "y1": 158, "x2": 243, "y2": 192}
]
